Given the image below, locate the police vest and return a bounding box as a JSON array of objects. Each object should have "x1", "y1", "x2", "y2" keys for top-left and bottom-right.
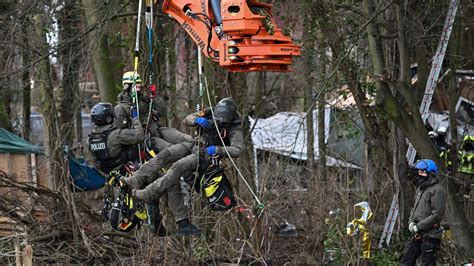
[{"x1": 88, "y1": 130, "x2": 125, "y2": 173}]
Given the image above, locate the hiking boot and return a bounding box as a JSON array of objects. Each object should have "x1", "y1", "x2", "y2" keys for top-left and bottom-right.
[{"x1": 177, "y1": 219, "x2": 202, "y2": 236}]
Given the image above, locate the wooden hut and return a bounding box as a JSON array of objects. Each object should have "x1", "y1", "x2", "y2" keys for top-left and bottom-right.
[{"x1": 0, "y1": 128, "x2": 49, "y2": 236}]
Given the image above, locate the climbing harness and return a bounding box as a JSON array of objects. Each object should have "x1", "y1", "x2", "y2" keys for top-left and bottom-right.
[{"x1": 101, "y1": 164, "x2": 149, "y2": 232}]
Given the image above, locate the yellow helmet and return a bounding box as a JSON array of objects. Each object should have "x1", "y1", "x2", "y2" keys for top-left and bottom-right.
[{"x1": 122, "y1": 71, "x2": 142, "y2": 86}]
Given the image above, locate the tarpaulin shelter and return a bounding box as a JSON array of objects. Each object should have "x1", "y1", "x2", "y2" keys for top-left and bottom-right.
[
  {"x1": 249, "y1": 111, "x2": 363, "y2": 192},
  {"x1": 249, "y1": 111, "x2": 361, "y2": 169},
  {"x1": 0, "y1": 128, "x2": 48, "y2": 236},
  {"x1": 0, "y1": 128, "x2": 42, "y2": 154}
]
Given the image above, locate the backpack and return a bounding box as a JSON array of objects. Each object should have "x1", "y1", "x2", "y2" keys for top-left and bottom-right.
[
  {"x1": 109, "y1": 190, "x2": 148, "y2": 232},
  {"x1": 198, "y1": 166, "x2": 236, "y2": 212},
  {"x1": 101, "y1": 165, "x2": 148, "y2": 232}
]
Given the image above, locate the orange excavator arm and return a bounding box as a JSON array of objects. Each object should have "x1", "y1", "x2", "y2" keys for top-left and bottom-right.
[{"x1": 162, "y1": 0, "x2": 301, "y2": 72}]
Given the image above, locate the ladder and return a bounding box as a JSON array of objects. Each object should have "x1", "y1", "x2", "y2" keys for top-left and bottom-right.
[
  {"x1": 406, "y1": 0, "x2": 460, "y2": 165},
  {"x1": 378, "y1": 194, "x2": 399, "y2": 248}
]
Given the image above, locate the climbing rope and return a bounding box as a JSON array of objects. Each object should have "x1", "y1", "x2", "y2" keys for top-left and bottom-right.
[
  {"x1": 144, "y1": 0, "x2": 156, "y2": 140},
  {"x1": 132, "y1": 0, "x2": 144, "y2": 165}
]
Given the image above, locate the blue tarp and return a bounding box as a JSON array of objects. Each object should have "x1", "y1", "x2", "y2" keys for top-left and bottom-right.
[
  {"x1": 0, "y1": 128, "x2": 43, "y2": 154},
  {"x1": 67, "y1": 152, "x2": 106, "y2": 191}
]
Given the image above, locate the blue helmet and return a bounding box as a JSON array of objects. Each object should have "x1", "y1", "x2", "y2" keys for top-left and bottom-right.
[{"x1": 415, "y1": 159, "x2": 438, "y2": 175}]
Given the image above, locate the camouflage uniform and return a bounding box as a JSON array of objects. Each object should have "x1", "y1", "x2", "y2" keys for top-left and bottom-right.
[{"x1": 132, "y1": 108, "x2": 244, "y2": 206}]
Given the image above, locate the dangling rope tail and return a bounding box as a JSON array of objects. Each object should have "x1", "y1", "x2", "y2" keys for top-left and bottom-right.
[
  {"x1": 145, "y1": 0, "x2": 156, "y2": 136},
  {"x1": 133, "y1": 0, "x2": 143, "y2": 165},
  {"x1": 192, "y1": 48, "x2": 205, "y2": 205}
]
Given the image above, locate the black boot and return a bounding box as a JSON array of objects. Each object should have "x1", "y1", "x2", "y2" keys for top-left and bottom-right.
[{"x1": 177, "y1": 219, "x2": 202, "y2": 236}]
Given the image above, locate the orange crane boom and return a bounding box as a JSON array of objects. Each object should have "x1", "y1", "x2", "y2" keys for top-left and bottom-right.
[{"x1": 162, "y1": 0, "x2": 301, "y2": 72}]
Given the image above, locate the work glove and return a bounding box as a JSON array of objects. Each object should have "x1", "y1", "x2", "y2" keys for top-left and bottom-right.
[
  {"x1": 205, "y1": 146, "x2": 218, "y2": 156},
  {"x1": 408, "y1": 221, "x2": 418, "y2": 233},
  {"x1": 131, "y1": 106, "x2": 138, "y2": 119},
  {"x1": 194, "y1": 117, "x2": 211, "y2": 129}
]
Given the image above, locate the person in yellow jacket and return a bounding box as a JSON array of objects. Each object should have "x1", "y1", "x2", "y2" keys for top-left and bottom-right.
[{"x1": 459, "y1": 135, "x2": 474, "y2": 174}]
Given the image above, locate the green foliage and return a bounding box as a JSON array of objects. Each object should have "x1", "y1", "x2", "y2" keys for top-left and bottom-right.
[
  {"x1": 360, "y1": 79, "x2": 376, "y2": 97},
  {"x1": 323, "y1": 210, "x2": 350, "y2": 264},
  {"x1": 371, "y1": 249, "x2": 400, "y2": 265},
  {"x1": 192, "y1": 236, "x2": 210, "y2": 261},
  {"x1": 348, "y1": 175, "x2": 358, "y2": 187}
]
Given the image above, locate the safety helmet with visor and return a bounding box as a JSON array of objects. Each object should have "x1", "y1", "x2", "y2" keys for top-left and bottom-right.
[
  {"x1": 414, "y1": 159, "x2": 438, "y2": 177},
  {"x1": 91, "y1": 102, "x2": 115, "y2": 126},
  {"x1": 122, "y1": 71, "x2": 142, "y2": 93},
  {"x1": 213, "y1": 97, "x2": 237, "y2": 126}
]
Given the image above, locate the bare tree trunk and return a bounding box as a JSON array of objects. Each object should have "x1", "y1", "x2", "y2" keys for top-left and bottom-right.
[
  {"x1": 21, "y1": 16, "x2": 31, "y2": 140},
  {"x1": 254, "y1": 72, "x2": 264, "y2": 117},
  {"x1": 172, "y1": 29, "x2": 186, "y2": 126},
  {"x1": 60, "y1": 0, "x2": 83, "y2": 146},
  {"x1": 395, "y1": 0, "x2": 413, "y2": 226},
  {"x1": 0, "y1": 2, "x2": 13, "y2": 131},
  {"x1": 303, "y1": 0, "x2": 316, "y2": 171},
  {"x1": 317, "y1": 36, "x2": 327, "y2": 181},
  {"x1": 364, "y1": 0, "x2": 439, "y2": 160},
  {"x1": 82, "y1": 0, "x2": 117, "y2": 103},
  {"x1": 0, "y1": 101, "x2": 12, "y2": 131}
]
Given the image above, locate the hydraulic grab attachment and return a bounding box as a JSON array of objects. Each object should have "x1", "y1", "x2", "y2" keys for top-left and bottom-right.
[{"x1": 162, "y1": 0, "x2": 301, "y2": 72}]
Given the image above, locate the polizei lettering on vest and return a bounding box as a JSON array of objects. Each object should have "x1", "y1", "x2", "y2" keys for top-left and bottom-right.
[
  {"x1": 182, "y1": 21, "x2": 205, "y2": 50},
  {"x1": 90, "y1": 143, "x2": 106, "y2": 151}
]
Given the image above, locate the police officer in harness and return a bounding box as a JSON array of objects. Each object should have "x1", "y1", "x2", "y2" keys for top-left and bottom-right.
[
  {"x1": 88, "y1": 102, "x2": 144, "y2": 173},
  {"x1": 88, "y1": 102, "x2": 163, "y2": 234},
  {"x1": 401, "y1": 159, "x2": 446, "y2": 265},
  {"x1": 125, "y1": 97, "x2": 244, "y2": 236}
]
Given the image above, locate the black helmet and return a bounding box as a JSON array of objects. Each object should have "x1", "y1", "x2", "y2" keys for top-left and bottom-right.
[
  {"x1": 213, "y1": 97, "x2": 237, "y2": 125},
  {"x1": 91, "y1": 102, "x2": 115, "y2": 126}
]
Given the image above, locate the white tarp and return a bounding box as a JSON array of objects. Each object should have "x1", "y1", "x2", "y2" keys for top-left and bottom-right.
[{"x1": 249, "y1": 110, "x2": 362, "y2": 169}]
